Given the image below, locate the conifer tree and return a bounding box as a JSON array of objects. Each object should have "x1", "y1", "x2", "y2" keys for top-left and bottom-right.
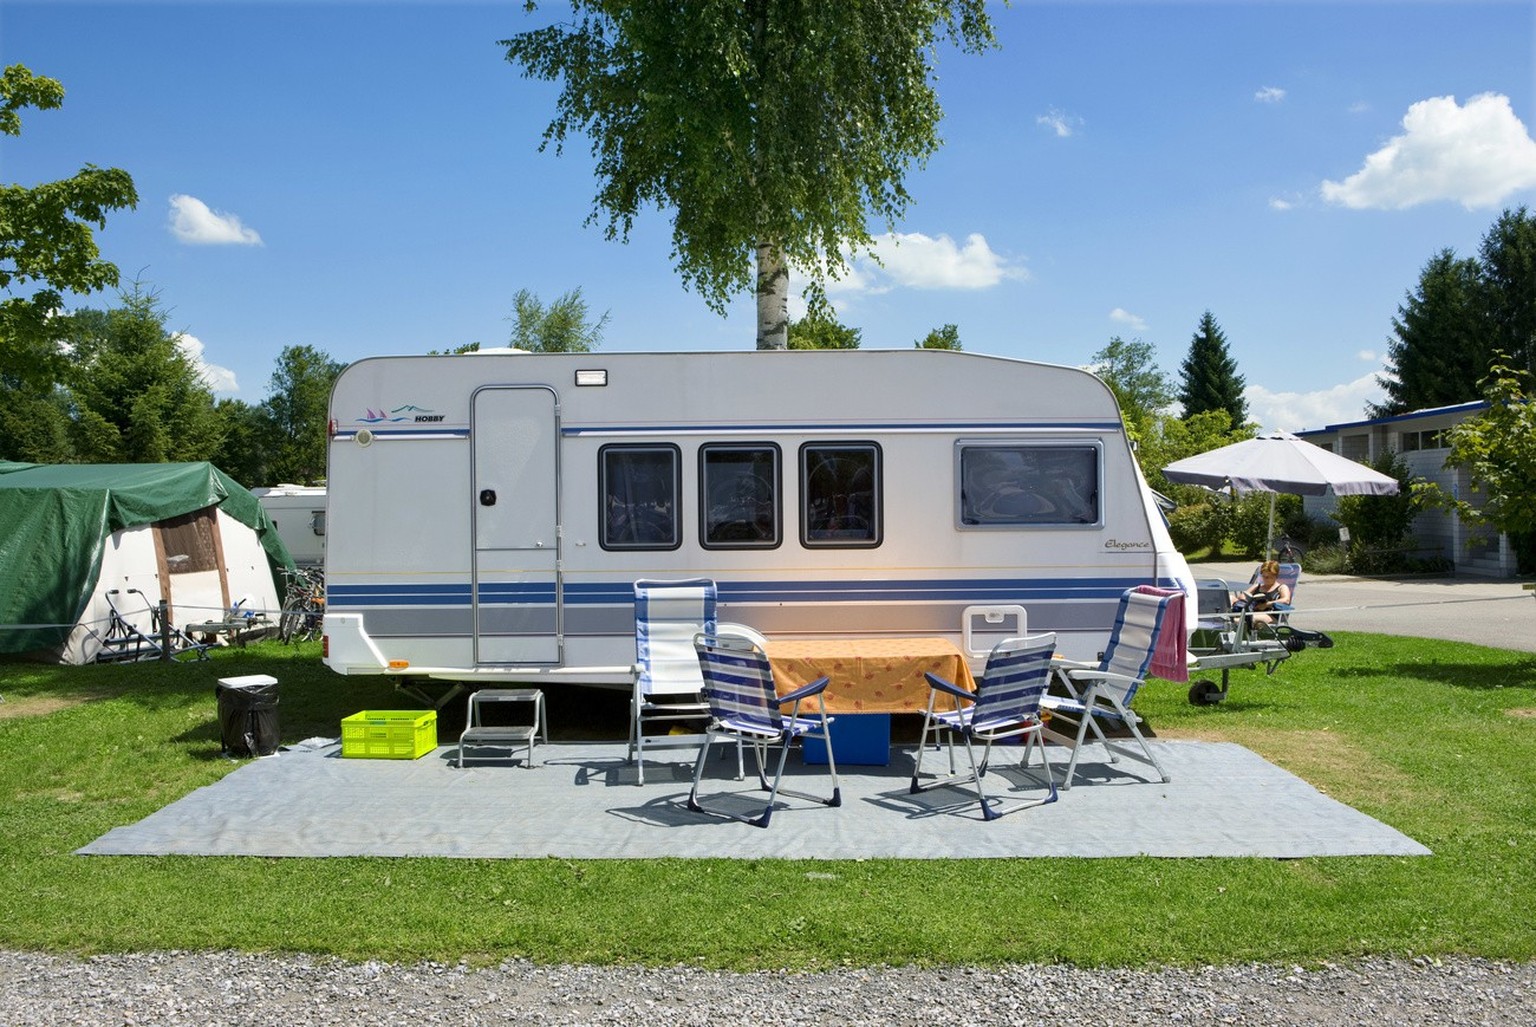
[
  {"x1": 1372, "y1": 248, "x2": 1486, "y2": 416},
  {"x1": 1478, "y1": 206, "x2": 1536, "y2": 377},
  {"x1": 1177, "y1": 310, "x2": 1248, "y2": 428}
]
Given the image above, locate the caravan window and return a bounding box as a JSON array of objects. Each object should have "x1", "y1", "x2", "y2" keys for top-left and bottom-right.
[
  {"x1": 801, "y1": 443, "x2": 881, "y2": 547},
  {"x1": 700, "y1": 444, "x2": 780, "y2": 548},
  {"x1": 600, "y1": 445, "x2": 681, "y2": 550},
  {"x1": 957, "y1": 443, "x2": 1102, "y2": 527}
]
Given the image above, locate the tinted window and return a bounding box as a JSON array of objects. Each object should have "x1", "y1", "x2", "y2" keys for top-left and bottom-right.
[
  {"x1": 959, "y1": 444, "x2": 1100, "y2": 526},
  {"x1": 701, "y1": 444, "x2": 779, "y2": 548},
  {"x1": 600, "y1": 445, "x2": 681, "y2": 549},
  {"x1": 801, "y1": 443, "x2": 881, "y2": 546}
]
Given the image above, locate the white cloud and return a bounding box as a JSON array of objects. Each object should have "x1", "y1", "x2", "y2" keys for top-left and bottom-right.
[
  {"x1": 1268, "y1": 196, "x2": 1295, "y2": 211},
  {"x1": 175, "y1": 333, "x2": 239, "y2": 393},
  {"x1": 1255, "y1": 86, "x2": 1287, "y2": 104},
  {"x1": 1109, "y1": 308, "x2": 1148, "y2": 332},
  {"x1": 168, "y1": 194, "x2": 264, "y2": 245},
  {"x1": 1244, "y1": 371, "x2": 1386, "y2": 434},
  {"x1": 1321, "y1": 93, "x2": 1536, "y2": 210},
  {"x1": 1036, "y1": 109, "x2": 1081, "y2": 138},
  {"x1": 1357, "y1": 349, "x2": 1377, "y2": 362},
  {"x1": 828, "y1": 232, "x2": 1026, "y2": 294}
]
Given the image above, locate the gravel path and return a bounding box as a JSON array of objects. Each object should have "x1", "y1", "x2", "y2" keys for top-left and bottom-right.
[{"x1": 3, "y1": 950, "x2": 1534, "y2": 1026}]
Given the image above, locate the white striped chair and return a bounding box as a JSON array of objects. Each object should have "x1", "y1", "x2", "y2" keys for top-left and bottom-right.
[
  {"x1": 910, "y1": 633, "x2": 1059, "y2": 821},
  {"x1": 687, "y1": 631, "x2": 841, "y2": 828},
  {"x1": 1042, "y1": 587, "x2": 1176, "y2": 788}
]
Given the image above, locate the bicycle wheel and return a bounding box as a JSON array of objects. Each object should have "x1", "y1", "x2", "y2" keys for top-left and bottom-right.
[
  {"x1": 296, "y1": 604, "x2": 322, "y2": 643},
  {"x1": 279, "y1": 595, "x2": 307, "y2": 644}
]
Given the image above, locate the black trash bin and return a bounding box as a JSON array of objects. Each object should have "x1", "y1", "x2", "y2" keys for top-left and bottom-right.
[{"x1": 216, "y1": 674, "x2": 280, "y2": 756}]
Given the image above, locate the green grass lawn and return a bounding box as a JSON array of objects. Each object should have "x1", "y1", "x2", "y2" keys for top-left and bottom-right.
[{"x1": 1, "y1": 632, "x2": 1533, "y2": 969}]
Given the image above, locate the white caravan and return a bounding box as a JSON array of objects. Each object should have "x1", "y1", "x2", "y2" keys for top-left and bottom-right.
[
  {"x1": 323, "y1": 349, "x2": 1194, "y2": 688},
  {"x1": 251, "y1": 484, "x2": 327, "y2": 568}
]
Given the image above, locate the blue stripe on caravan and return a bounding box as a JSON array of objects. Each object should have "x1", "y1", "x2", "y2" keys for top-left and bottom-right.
[{"x1": 327, "y1": 576, "x2": 1165, "y2": 608}]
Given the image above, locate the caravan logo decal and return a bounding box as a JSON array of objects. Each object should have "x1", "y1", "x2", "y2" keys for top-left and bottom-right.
[{"x1": 359, "y1": 405, "x2": 446, "y2": 424}]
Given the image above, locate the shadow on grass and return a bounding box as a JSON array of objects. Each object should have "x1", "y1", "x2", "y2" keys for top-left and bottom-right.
[{"x1": 1327, "y1": 656, "x2": 1536, "y2": 691}]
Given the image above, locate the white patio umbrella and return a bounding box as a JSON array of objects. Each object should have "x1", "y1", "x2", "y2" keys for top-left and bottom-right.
[{"x1": 1161, "y1": 431, "x2": 1400, "y2": 554}]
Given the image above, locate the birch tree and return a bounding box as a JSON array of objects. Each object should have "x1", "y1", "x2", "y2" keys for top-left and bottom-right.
[{"x1": 501, "y1": 2, "x2": 996, "y2": 349}]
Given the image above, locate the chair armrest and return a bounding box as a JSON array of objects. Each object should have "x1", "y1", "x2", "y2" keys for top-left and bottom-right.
[
  {"x1": 923, "y1": 671, "x2": 974, "y2": 702},
  {"x1": 1062, "y1": 668, "x2": 1141, "y2": 688},
  {"x1": 777, "y1": 675, "x2": 830, "y2": 706}
]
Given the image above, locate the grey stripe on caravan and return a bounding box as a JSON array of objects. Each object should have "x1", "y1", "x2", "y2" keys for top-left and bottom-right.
[{"x1": 359, "y1": 599, "x2": 1122, "y2": 639}]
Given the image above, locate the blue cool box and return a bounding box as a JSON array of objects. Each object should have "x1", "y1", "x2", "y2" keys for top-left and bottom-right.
[{"x1": 801, "y1": 713, "x2": 891, "y2": 766}]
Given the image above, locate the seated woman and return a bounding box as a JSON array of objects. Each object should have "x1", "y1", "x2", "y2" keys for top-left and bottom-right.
[{"x1": 1231, "y1": 560, "x2": 1292, "y2": 627}]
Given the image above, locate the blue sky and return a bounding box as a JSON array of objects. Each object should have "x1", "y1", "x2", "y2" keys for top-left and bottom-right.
[{"x1": 4, "y1": 0, "x2": 1534, "y2": 433}]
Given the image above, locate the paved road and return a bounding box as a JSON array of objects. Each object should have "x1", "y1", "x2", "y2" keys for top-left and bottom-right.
[{"x1": 1197, "y1": 561, "x2": 1536, "y2": 652}]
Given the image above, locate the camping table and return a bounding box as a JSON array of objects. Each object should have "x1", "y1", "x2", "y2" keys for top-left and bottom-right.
[
  {"x1": 763, "y1": 636, "x2": 976, "y2": 714},
  {"x1": 187, "y1": 616, "x2": 269, "y2": 649},
  {"x1": 764, "y1": 637, "x2": 977, "y2": 765}
]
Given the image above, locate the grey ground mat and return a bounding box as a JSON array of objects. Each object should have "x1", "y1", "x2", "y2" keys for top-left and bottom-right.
[{"x1": 77, "y1": 740, "x2": 1430, "y2": 860}]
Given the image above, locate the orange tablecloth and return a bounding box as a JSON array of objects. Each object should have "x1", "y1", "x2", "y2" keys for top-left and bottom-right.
[{"x1": 764, "y1": 637, "x2": 976, "y2": 714}]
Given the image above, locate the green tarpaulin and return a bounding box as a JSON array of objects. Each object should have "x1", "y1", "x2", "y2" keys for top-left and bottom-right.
[{"x1": 0, "y1": 462, "x2": 296, "y2": 655}]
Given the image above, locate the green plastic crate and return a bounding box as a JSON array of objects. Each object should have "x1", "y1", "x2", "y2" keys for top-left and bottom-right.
[{"x1": 341, "y1": 710, "x2": 437, "y2": 759}]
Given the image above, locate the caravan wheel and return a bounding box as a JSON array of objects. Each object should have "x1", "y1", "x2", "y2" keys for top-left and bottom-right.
[{"x1": 1188, "y1": 680, "x2": 1225, "y2": 705}]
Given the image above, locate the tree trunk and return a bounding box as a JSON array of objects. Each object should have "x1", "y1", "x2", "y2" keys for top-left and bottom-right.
[{"x1": 755, "y1": 243, "x2": 788, "y2": 350}]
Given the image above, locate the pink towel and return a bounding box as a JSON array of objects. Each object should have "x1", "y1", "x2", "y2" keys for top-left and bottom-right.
[{"x1": 1134, "y1": 584, "x2": 1189, "y2": 682}]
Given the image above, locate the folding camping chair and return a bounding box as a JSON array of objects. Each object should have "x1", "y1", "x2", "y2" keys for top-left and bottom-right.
[
  {"x1": 1042, "y1": 588, "x2": 1174, "y2": 788},
  {"x1": 910, "y1": 632, "x2": 1058, "y2": 821},
  {"x1": 687, "y1": 631, "x2": 841, "y2": 828},
  {"x1": 627, "y1": 578, "x2": 742, "y2": 785},
  {"x1": 1233, "y1": 562, "x2": 1333, "y2": 652}
]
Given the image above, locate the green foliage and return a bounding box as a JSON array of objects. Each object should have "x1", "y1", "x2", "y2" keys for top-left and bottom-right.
[
  {"x1": 1436, "y1": 357, "x2": 1536, "y2": 539},
  {"x1": 208, "y1": 399, "x2": 272, "y2": 488},
  {"x1": 1376, "y1": 207, "x2": 1536, "y2": 418},
  {"x1": 501, "y1": 3, "x2": 996, "y2": 341},
  {"x1": 261, "y1": 345, "x2": 343, "y2": 486},
  {"x1": 0, "y1": 65, "x2": 138, "y2": 392},
  {"x1": 507, "y1": 287, "x2": 609, "y2": 353},
  {"x1": 1138, "y1": 408, "x2": 1251, "y2": 499},
  {"x1": 1177, "y1": 310, "x2": 1248, "y2": 428},
  {"x1": 1088, "y1": 336, "x2": 1173, "y2": 416},
  {"x1": 914, "y1": 323, "x2": 961, "y2": 350},
  {"x1": 1227, "y1": 492, "x2": 1302, "y2": 557},
  {"x1": 64, "y1": 285, "x2": 223, "y2": 463},
  {"x1": 2, "y1": 632, "x2": 1535, "y2": 966},
  {"x1": 1333, "y1": 451, "x2": 1423, "y2": 574},
  {"x1": 1478, "y1": 206, "x2": 1536, "y2": 377},
  {"x1": 1372, "y1": 248, "x2": 1487, "y2": 417},
  {"x1": 1088, "y1": 336, "x2": 1174, "y2": 450},
  {"x1": 1165, "y1": 501, "x2": 1227, "y2": 555},
  {"x1": 788, "y1": 308, "x2": 861, "y2": 349}
]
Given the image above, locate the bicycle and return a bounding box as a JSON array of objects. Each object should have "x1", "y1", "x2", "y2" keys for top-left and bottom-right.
[{"x1": 278, "y1": 567, "x2": 325, "y2": 644}]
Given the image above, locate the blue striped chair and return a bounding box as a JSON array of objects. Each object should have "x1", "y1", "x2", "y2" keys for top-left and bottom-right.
[
  {"x1": 1042, "y1": 588, "x2": 1175, "y2": 788},
  {"x1": 910, "y1": 633, "x2": 1059, "y2": 821},
  {"x1": 629, "y1": 578, "x2": 741, "y2": 785},
  {"x1": 687, "y1": 631, "x2": 841, "y2": 828}
]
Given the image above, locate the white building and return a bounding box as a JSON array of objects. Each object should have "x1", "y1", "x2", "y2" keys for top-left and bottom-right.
[{"x1": 1297, "y1": 401, "x2": 1516, "y2": 577}]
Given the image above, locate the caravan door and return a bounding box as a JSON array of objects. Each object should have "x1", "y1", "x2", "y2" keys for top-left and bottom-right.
[{"x1": 471, "y1": 385, "x2": 561, "y2": 665}]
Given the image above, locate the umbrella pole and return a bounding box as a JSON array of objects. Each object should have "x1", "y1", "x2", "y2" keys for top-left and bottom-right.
[{"x1": 1266, "y1": 492, "x2": 1276, "y2": 560}]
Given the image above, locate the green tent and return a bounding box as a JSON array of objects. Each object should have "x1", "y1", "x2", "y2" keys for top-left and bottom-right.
[{"x1": 0, "y1": 462, "x2": 296, "y2": 657}]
